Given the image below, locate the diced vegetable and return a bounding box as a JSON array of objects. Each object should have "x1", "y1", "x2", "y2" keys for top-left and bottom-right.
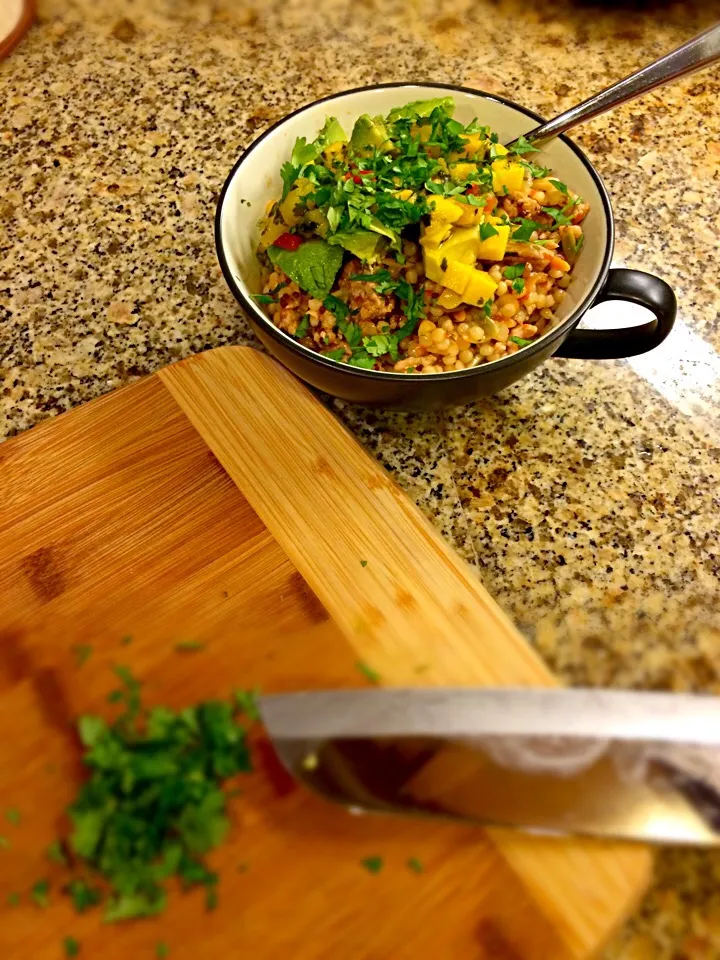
[{"x1": 491, "y1": 159, "x2": 524, "y2": 194}]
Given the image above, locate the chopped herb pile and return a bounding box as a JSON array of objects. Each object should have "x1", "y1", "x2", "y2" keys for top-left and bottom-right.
[{"x1": 45, "y1": 666, "x2": 258, "y2": 923}]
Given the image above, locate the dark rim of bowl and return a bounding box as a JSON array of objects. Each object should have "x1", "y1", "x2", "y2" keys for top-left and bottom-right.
[{"x1": 215, "y1": 81, "x2": 614, "y2": 382}]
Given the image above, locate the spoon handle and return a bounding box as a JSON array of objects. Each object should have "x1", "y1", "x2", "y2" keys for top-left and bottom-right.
[{"x1": 516, "y1": 22, "x2": 720, "y2": 147}]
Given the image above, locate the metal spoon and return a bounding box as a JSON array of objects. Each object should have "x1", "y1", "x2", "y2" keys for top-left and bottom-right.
[{"x1": 511, "y1": 22, "x2": 720, "y2": 148}]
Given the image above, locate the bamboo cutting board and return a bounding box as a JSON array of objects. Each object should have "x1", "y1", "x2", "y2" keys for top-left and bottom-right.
[{"x1": 0, "y1": 346, "x2": 651, "y2": 960}]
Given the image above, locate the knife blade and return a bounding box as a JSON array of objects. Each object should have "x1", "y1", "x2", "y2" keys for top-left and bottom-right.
[{"x1": 258, "y1": 688, "x2": 720, "y2": 845}]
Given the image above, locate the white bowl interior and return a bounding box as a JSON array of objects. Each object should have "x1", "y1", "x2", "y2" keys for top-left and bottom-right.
[{"x1": 219, "y1": 85, "x2": 609, "y2": 347}]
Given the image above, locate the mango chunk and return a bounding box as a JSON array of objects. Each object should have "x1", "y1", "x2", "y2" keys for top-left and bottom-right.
[
  {"x1": 424, "y1": 248, "x2": 497, "y2": 306},
  {"x1": 455, "y1": 204, "x2": 485, "y2": 227},
  {"x1": 477, "y1": 224, "x2": 510, "y2": 261},
  {"x1": 428, "y1": 196, "x2": 464, "y2": 223},
  {"x1": 436, "y1": 288, "x2": 464, "y2": 310},
  {"x1": 421, "y1": 221, "x2": 453, "y2": 247},
  {"x1": 449, "y1": 162, "x2": 478, "y2": 183},
  {"x1": 464, "y1": 269, "x2": 498, "y2": 305},
  {"x1": 491, "y1": 159, "x2": 524, "y2": 195},
  {"x1": 438, "y1": 225, "x2": 481, "y2": 262},
  {"x1": 279, "y1": 178, "x2": 314, "y2": 226}
]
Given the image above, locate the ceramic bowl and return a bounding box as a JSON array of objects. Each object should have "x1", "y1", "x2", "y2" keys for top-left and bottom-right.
[{"x1": 216, "y1": 82, "x2": 676, "y2": 409}]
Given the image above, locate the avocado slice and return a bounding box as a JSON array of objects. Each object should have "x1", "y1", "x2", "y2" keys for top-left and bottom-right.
[{"x1": 350, "y1": 114, "x2": 391, "y2": 156}]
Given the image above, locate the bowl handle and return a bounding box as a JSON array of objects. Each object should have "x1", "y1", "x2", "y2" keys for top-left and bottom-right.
[{"x1": 554, "y1": 268, "x2": 677, "y2": 360}]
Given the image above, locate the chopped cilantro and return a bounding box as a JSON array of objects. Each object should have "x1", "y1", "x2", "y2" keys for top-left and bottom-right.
[
  {"x1": 360, "y1": 559, "x2": 368, "y2": 567},
  {"x1": 542, "y1": 206, "x2": 574, "y2": 228},
  {"x1": 63, "y1": 937, "x2": 80, "y2": 958},
  {"x1": 512, "y1": 219, "x2": 544, "y2": 242},
  {"x1": 479, "y1": 222, "x2": 498, "y2": 241},
  {"x1": 250, "y1": 294, "x2": 276, "y2": 304},
  {"x1": 72, "y1": 645, "x2": 93, "y2": 667},
  {"x1": 322, "y1": 348, "x2": 346, "y2": 361},
  {"x1": 509, "y1": 134, "x2": 539, "y2": 155},
  {"x1": 361, "y1": 856, "x2": 384, "y2": 874},
  {"x1": 54, "y1": 666, "x2": 256, "y2": 923},
  {"x1": 66, "y1": 879, "x2": 102, "y2": 913},
  {"x1": 294, "y1": 313, "x2": 310, "y2": 338},
  {"x1": 156, "y1": 943, "x2": 170, "y2": 959},
  {"x1": 175, "y1": 641, "x2": 205, "y2": 652},
  {"x1": 512, "y1": 277, "x2": 526, "y2": 294},
  {"x1": 280, "y1": 161, "x2": 299, "y2": 202},
  {"x1": 234, "y1": 689, "x2": 261, "y2": 722},
  {"x1": 503, "y1": 264, "x2": 525, "y2": 280},
  {"x1": 347, "y1": 351, "x2": 377, "y2": 369},
  {"x1": 483, "y1": 300, "x2": 493, "y2": 318},
  {"x1": 510, "y1": 336, "x2": 534, "y2": 347},
  {"x1": 47, "y1": 840, "x2": 68, "y2": 865},
  {"x1": 548, "y1": 179, "x2": 569, "y2": 195},
  {"x1": 356, "y1": 661, "x2": 380, "y2": 684},
  {"x1": 31, "y1": 879, "x2": 50, "y2": 908},
  {"x1": 5, "y1": 808, "x2": 20, "y2": 825},
  {"x1": 407, "y1": 857, "x2": 424, "y2": 874}
]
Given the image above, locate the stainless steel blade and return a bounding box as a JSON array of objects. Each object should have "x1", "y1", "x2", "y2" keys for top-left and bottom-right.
[{"x1": 258, "y1": 688, "x2": 720, "y2": 845}]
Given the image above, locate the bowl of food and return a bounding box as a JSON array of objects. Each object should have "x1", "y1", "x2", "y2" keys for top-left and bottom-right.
[{"x1": 215, "y1": 82, "x2": 676, "y2": 409}]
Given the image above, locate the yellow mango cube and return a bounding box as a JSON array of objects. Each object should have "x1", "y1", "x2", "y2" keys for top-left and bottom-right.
[
  {"x1": 476, "y1": 224, "x2": 510, "y2": 261},
  {"x1": 492, "y1": 159, "x2": 525, "y2": 195},
  {"x1": 438, "y1": 225, "x2": 481, "y2": 262},
  {"x1": 421, "y1": 221, "x2": 452, "y2": 247},
  {"x1": 449, "y1": 162, "x2": 478, "y2": 183},
  {"x1": 463, "y1": 269, "x2": 498, "y2": 305},
  {"x1": 455, "y1": 204, "x2": 485, "y2": 227},
  {"x1": 437, "y1": 288, "x2": 464, "y2": 310},
  {"x1": 428, "y1": 196, "x2": 464, "y2": 223}
]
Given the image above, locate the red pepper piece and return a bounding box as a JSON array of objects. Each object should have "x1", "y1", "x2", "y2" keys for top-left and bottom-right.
[{"x1": 274, "y1": 232, "x2": 302, "y2": 251}]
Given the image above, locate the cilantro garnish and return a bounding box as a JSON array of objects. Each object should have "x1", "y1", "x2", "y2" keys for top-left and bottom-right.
[
  {"x1": 479, "y1": 223, "x2": 498, "y2": 241},
  {"x1": 31, "y1": 879, "x2": 50, "y2": 908},
  {"x1": 503, "y1": 264, "x2": 525, "y2": 280},
  {"x1": 157, "y1": 943, "x2": 170, "y2": 959},
  {"x1": 548, "y1": 179, "x2": 569, "y2": 195},
  {"x1": 361, "y1": 856, "x2": 384, "y2": 874},
  {"x1": 360, "y1": 559, "x2": 368, "y2": 567},
  {"x1": 294, "y1": 314, "x2": 310, "y2": 338},
  {"x1": 356, "y1": 661, "x2": 380, "y2": 684},
  {"x1": 66, "y1": 879, "x2": 102, "y2": 913},
  {"x1": 47, "y1": 840, "x2": 68, "y2": 865},
  {"x1": 175, "y1": 640, "x2": 205, "y2": 652},
  {"x1": 510, "y1": 336, "x2": 534, "y2": 347},
  {"x1": 542, "y1": 206, "x2": 574, "y2": 228},
  {"x1": 322, "y1": 348, "x2": 346, "y2": 361},
  {"x1": 407, "y1": 857, "x2": 424, "y2": 874},
  {"x1": 509, "y1": 134, "x2": 539, "y2": 155},
  {"x1": 512, "y1": 219, "x2": 545, "y2": 242},
  {"x1": 483, "y1": 300, "x2": 493, "y2": 318},
  {"x1": 63, "y1": 937, "x2": 80, "y2": 958},
  {"x1": 72, "y1": 645, "x2": 93, "y2": 667},
  {"x1": 512, "y1": 278, "x2": 526, "y2": 294},
  {"x1": 234, "y1": 689, "x2": 261, "y2": 722},
  {"x1": 250, "y1": 294, "x2": 276, "y2": 304},
  {"x1": 5, "y1": 808, "x2": 20, "y2": 825}
]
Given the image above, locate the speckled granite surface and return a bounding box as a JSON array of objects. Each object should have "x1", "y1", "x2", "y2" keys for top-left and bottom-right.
[{"x1": 2, "y1": 0, "x2": 720, "y2": 954}]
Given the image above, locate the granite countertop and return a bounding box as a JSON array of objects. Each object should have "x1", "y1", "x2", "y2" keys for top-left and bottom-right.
[{"x1": 2, "y1": 0, "x2": 720, "y2": 953}]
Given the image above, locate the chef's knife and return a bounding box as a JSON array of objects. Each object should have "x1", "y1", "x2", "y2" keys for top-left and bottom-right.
[{"x1": 259, "y1": 688, "x2": 720, "y2": 845}]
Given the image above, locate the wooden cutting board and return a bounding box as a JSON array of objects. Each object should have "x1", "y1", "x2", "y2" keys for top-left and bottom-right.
[{"x1": 0, "y1": 346, "x2": 651, "y2": 960}]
